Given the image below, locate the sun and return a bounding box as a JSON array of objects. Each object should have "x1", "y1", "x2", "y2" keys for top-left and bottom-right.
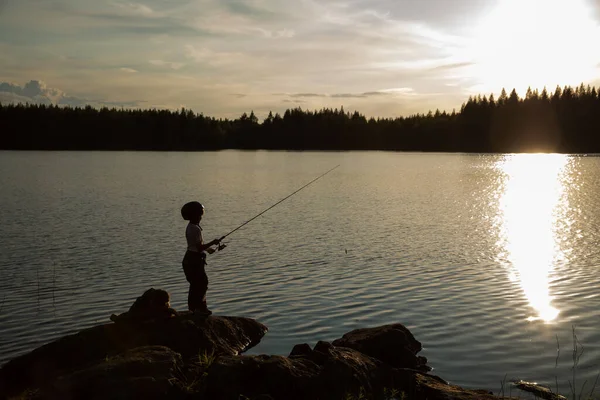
[{"x1": 468, "y1": 0, "x2": 600, "y2": 95}]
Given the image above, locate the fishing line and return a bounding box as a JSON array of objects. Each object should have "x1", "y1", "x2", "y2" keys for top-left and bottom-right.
[{"x1": 216, "y1": 164, "x2": 340, "y2": 250}]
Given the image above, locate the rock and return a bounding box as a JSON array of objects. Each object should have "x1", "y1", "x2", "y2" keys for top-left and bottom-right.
[
  {"x1": 109, "y1": 288, "x2": 178, "y2": 323},
  {"x1": 0, "y1": 289, "x2": 267, "y2": 399},
  {"x1": 205, "y1": 354, "x2": 321, "y2": 400},
  {"x1": 1, "y1": 306, "x2": 520, "y2": 400},
  {"x1": 204, "y1": 341, "x2": 413, "y2": 400},
  {"x1": 289, "y1": 343, "x2": 312, "y2": 358},
  {"x1": 33, "y1": 346, "x2": 185, "y2": 400},
  {"x1": 331, "y1": 323, "x2": 431, "y2": 372}
]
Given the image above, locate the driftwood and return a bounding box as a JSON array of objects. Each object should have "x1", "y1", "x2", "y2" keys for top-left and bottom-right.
[{"x1": 513, "y1": 380, "x2": 567, "y2": 400}]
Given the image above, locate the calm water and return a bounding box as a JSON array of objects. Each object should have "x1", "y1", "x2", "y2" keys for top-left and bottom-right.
[{"x1": 1, "y1": 151, "x2": 599, "y2": 395}]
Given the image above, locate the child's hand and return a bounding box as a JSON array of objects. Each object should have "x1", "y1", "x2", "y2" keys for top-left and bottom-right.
[{"x1": 206, "y1": 247, "x2": 216, "y2": 254}]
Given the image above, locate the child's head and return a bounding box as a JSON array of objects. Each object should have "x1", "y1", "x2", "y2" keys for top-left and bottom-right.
[{"x1": 181, "y1": 201, "x2": 205, "y2": 223}]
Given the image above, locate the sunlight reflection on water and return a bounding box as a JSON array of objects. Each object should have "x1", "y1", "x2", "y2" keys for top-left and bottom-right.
[{"x1": 495, "y1": 154, "x2": 571, "y2": 322}]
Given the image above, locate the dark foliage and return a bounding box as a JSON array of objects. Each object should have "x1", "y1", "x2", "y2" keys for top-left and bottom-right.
[{"x1": 2, "y1": 84, "x2": 600, "y2": 152}]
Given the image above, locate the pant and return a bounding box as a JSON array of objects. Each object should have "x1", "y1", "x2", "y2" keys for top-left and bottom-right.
[{"x1": 182, "y1": 250, "x2": 209, "y2": 311}]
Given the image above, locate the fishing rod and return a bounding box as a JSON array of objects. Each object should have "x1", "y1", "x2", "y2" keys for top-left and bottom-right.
[{"x1": 215, "y1": 164, "x2": 340, "y2": 250}]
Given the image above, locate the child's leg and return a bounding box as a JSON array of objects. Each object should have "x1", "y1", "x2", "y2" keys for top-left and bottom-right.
[
  {"x1": 197, "y1": 270, "x2": 209, "y2": 311},
  {"x1": 182, "y1": 252, "x2": 210, "y2": 313}
]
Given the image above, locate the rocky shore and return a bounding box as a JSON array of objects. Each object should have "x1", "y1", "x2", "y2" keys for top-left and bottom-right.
[{"x1": 0, "y1": 289, "x2": 515, "y2": 400}]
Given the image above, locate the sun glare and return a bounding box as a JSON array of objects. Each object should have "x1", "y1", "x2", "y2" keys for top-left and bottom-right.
[
  {"x1": 470, "y1": 0, "x2": 600, "y2": 95},
  {"x1": 496, "y1": 154, "x2": 569, "y2": 322}
]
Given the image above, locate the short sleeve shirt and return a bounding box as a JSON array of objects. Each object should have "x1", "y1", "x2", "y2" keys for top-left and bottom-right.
[{"x1": 186, "y1": 222, "x2": 203, "y2": 252}]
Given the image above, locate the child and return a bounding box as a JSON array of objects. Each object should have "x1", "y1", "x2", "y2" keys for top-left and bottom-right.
[{"x1": 181, "y1": 201, "x2": 223, "y2": 315}]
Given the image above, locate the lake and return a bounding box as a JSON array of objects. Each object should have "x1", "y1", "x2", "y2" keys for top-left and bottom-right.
[{"x1": 1, "y1": 150, "x2": 599, "y2": 396}]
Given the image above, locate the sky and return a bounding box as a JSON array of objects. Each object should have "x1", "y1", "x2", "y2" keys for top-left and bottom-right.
[{"x1": 1, "y1": 0, "x2": 600, "y2": 119}]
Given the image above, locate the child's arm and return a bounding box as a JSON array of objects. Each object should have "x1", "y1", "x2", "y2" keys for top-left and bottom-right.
[
  {"x1": 191, "y1": 225, "x2": 222, "y2": 253},
  {"x1": 197, "y1": 238, "x2": 220, "y2": 253}
]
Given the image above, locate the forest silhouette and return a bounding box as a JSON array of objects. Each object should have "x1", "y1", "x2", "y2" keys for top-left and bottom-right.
[{"x1": 2, "y1": 84, "x2": 600, "y2": 153}]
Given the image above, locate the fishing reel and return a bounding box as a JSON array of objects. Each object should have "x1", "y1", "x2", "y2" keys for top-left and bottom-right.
[{"x1": 206, "y1": 241, "x2": 226, "y2": 254}]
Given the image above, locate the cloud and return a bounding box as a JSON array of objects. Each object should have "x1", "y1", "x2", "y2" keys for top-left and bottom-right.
[
  {"x1": 149, "y1": 59, "x2": 185, "y2": 70},
  {"x1": 330, "y1": 93, "x2": 368, "y2": 99},
  {"x1": 188, "y1": 0, "x2": 294, "y2": 38},
  {"x1": 184, "y1": 45, "x2": 249, "y2": 68},
  {"x1": 282, "y1": 99, "x2": 306, "y2": 104},
  {"x1": 221, "y1": 0, "x2": 278, "y2": 18},
  {"x1": 287, "y1": 89, "x2": 415, "y2": 99},
  {"x1": 431, "y1": 61, "x2": 474, "y2": 71},
  {"x1": 113, "y1": 2, "x2": 156, "y2": 18},
  {"x1": 254, "y1": 28, "x2": 295, "y2": 38},
  {"x1": 289, "y1": 93, "x2": 326, "y2": 98},
  {"x1": 36, "y1": 1, "x2": 211, "y2": 38},
  {"x1": 0, "y1": 80, "x2": 143, "y2": 108},
  {"x1": 120, "y1": 67, "x2": 138, "y2": 73},
  {"x1": 331, "y1": 93, "x2": 374, "y2": 99},
  {"x1": 378, "y1": 88, "x2": 416, "y2": 94},
  {"x1": 0, "y1": 80, "x2": 64, "y2": 104}
]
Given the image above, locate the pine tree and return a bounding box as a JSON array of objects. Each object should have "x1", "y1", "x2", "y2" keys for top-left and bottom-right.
[
  {"x1": 498, "y1": 88, "x2": 508, "y2": 105},
  {"x1": 526, "y1": 86, "x2": 533, "y2": 100},
  {"x1": 508, "y1": 89, "x2": 520, "y2": 104}
]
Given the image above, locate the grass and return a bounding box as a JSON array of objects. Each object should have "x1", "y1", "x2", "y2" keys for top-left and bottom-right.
[
  {"x1": 499, "y1": 373, "x2": 512, "y2": 398},
  {"x1": 169, "y1": 350, "x2": 216, "y2": 394},
  {"x1": 503, "y1": 326, "x2": 600, "y2": 400},
  {"x1": 558, "y1": 326, "x2": 599, "y2": 400},
  {"x1": 198, "y1": 350, "x2": 216, "y2": 369},
  {"x1": 343, "y1": 387, "x2": 405, "y2": 400}
]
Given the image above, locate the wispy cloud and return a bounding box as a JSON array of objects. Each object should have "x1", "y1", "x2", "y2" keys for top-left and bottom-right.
[
  {"x1": 379, "y1": 88, "x2": 416, "y2": 94},
  {"x1": 287, "y1": 88, "x2": 415, "y2": 99},
  {"x1": 254, "y1": 28, "x2": 295, "y2": 38},
  {"x1": 221, "y1": 0, "x2": 279, "y2": 20},
  {"x1": 184, "y1": 45, "x2": 248, "y2": 67},
  {"x1": 289, "y1": 93, "x2": 326, "y2": 98},
  {"x1": 331, "y1": 92, "x2": 391, "y2": 99},
  {"x1": 431, "y1": 61, "x2": 475, "y2": 71},
  {"x1": 113, "y1": 2, "x2": 157, "y2": 18},
  {"x1": 28, "y1": 1, "x2": 210, "y2": 38},
  {"x1": 149, "y1": 59, "x2": 185, "y2": 70}
]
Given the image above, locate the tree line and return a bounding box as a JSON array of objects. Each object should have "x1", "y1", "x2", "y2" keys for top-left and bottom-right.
[{"x1": 2, "y1": 84, "x2": 600, "y2": 152}]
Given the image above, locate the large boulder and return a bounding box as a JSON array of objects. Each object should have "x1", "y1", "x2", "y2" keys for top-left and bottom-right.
[
  {"x1": 30, "y1": 346, "x2": 185, "y2": 400},
  {"x1": 0, "y1": 289, "x2": 267, "y2": 399},
  {"x1": 331, "y1": 323, "x2": 430, "y2": 372},
  {"x1": 203, "y1": 340, "x2": 414, "y2": 400}
]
